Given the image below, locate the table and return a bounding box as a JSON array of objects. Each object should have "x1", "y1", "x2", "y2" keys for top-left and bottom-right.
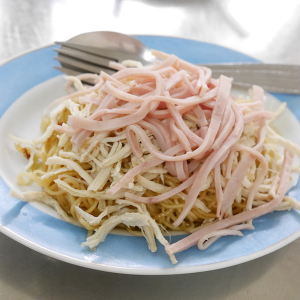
[{"x1": 1, "y1": 0, "x2": 300, "y2": 299}]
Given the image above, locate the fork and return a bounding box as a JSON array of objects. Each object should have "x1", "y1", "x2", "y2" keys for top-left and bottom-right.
[{"x1": 54, "y1": 40, "x2": 300, "y2": 94}]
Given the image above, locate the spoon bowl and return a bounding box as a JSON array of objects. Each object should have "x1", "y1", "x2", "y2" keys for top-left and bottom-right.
[{"x1": 65, "y1": 31, "x2": 155, "y2": 65}]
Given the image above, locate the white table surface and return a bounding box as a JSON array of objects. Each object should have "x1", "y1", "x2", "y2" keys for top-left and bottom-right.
[{"x1": 1, "y1": 0, "x2": 300, "y2": 299}]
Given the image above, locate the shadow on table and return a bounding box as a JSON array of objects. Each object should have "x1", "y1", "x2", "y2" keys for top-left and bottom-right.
[{"x1": 0, "y1": 232, "x2": 295, "y2": 300}]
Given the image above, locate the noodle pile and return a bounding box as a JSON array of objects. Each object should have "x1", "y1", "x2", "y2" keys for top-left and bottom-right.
[{"x1": 10, "y1": 50, "x2": 300, "y2": 263}]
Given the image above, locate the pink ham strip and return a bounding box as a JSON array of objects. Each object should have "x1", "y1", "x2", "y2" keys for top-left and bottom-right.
[
  {"x1": 169, "y1": 119, "x2": 192, "y2": 152},
  {"x1": 130, "y1": 85, "x2": 153, "y2": 95},
  {"x1": 124, "y1": 123, "x2": 204, "y2": 162},
  {"x1": 150, "y1": 92, "x2": 218, "y2": 106},
  {"x1": 214, "y1": 164, "x2": 223, "y2": 217},
  {"x1": 171, "y1": 86, "x2": 193, "y2": 99},
  {"x1": 165, "y1": 71, "x2": 184, "y2": 91},
  {"x1": 145, "y1": 118, "x2": 173, "y2": 150},
  {"x1": 165, "y1": 150, "x2": 294, "y2": 255},
  {"x1": 151, "y1": 54, "x2": 179, "y2": 71},
  {"x1": 195, "y1": 67, "x2": 211, "y2": 96},
  {"x1": 175, "y1": 153, "x2": 189, "y2": 182},
  {"x1": 71, "y1": 130, "x2": 92, "y2": 150},
  {"x1": 197, "y1": 223, "x2": 254, "y2": 250},
  {"x1": 102, "y1": 81, "x2": 150, "y2": 103},
  {"x1": 225, "y1": 150, "x2": 236, "y2": 179},
  {"x1": 166, "y1": 103, "x2": 203, "y2": 146},
  {"x1": 169, "y1": 86, "x2": 184, "y2": 96},
  {"x1": 96, "y1": 94, "x2": 118, "y2": 111},
  {"x1": 195, "y1": 126, "x2": 208, "y2": 139},
  {"x1": 181, "y1": 72, "x2": 196, "y2": 95},
  {"x1": 203, "y1": 109, "x2": 212, "y2": 119},
  {"x1": 195, "y1": 68, "x2": 205, "y2": 95},
  {"x1": 173, "y1": 102, "x2": 244, "y2": 226},
  {"x1": 145, "y1": 117, "x2": 177, "y2": 176},
  {"x1": 111, "y1": 68, "x2": 164, "y2": 96},
  {"x1": 188, "y1": 160, "x2": 201, "y2": 174},
  {"x1": 125, "y1": 127, "x2": 143, "y2": 158},
  {"x1": 131, "y1": 119, "x2": 180, "y2": 164},
  {"x1": 148, "y1": 104, "x2": 196, "y2": 120},
  {"x1": 71, "y1": 98, "x2": 137, "y2": 150},
  {"x1": 222, "y1": 155, "x2": 254, "y2": 215},
  {"x1": 193, "y1": 105, "x2": 208, "y2": 127},
  {"x1": 146, "y1": 88, "x2": 218, "y2": 119},
  {"x1": 243, "y1": 111, "x2": 275, "y2": 123},
  {"x1": 221, "y1": 144, "x2": 269, "y2": 215},
  {"x1": 155, "y1": 66, "x2": 177, "y2": 76},
  {"x1": 151, "y1": 49, "x2": 202, "y2": 74},
  {"x1": 191, "y1": 76, "x2": 232, "y2": 161},
  {"x1": 217, "y1": 98, "x2": 232, "y2": 133},
  {"x1": 67, "y1": 99, "x2": 160, "y2": 132},
  {"x1": 220, "y1": 85, "x2": 266, "y2": 215},
  {"x1": 56, "y1": 75, "x2": 122, "y2": 147},
  {"x1": 71, "y1": 90, "x2": 123, "y2": 149},
  {"x1": 138, "y1": 120, "x2": 167, "y2": 151},
  {"x1": 92, "y1": 107, "x2": 138, "y2": 119},
  {"x1": 178, "y1": 58, "x2": 205, "y2": 74},
  {"x1": 151, "y1": 49, "x2": 171, "y2": 61},
  {"x1": 212, "y1": 107, "x2": 235, "y2": 150}
]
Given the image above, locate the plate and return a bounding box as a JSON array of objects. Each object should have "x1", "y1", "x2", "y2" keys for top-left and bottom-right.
[{"x1": 0, "y1": 36, "x2": 300, "y2": 275}]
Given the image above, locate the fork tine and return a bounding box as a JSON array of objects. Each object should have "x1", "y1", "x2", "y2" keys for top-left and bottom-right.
[
  {"x1": 54, "y1": 47, "x2": 113, "y2": 68},
  {"x1": 54, "y1": 55, "x2": 115, "y2": 75},
  {"x1": 56, "y1": 41, "x2": 118, "y2": 60}
]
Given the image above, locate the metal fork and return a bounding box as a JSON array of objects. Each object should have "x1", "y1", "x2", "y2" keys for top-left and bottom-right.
[{"x1": 54, "y1": 41, "x2": 300, "y2": 94}]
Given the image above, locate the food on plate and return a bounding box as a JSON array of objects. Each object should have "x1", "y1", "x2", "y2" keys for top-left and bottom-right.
[{"x1": 10, "y1": 50, "x2": 300, "y2": 264}]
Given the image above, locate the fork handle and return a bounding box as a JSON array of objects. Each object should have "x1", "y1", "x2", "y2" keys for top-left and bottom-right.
[
  {"x1": 201, "y1": 63, "x2": 300, "y2": 94},
  {"x1": 202, "y1": 63, "x2": 300, "y2": 73}
]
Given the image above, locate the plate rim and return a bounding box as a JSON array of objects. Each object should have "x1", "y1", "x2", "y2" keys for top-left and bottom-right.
[
  {"x1": 0, "y1": 37, "x2": 299, "y2": 275},
  {"x1": 1, "y1": 221, "x2": 300, "y2": 275}
]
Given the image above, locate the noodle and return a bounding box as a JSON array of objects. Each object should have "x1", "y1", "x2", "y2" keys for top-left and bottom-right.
[{"x1": 10, "y1": 50, "x2": 300, "y2": 264}]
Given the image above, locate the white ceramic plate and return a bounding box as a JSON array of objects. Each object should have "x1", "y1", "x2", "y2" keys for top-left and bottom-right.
[{"x1": 0, "y1": 36, "x2": 300, "y2": 275}]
